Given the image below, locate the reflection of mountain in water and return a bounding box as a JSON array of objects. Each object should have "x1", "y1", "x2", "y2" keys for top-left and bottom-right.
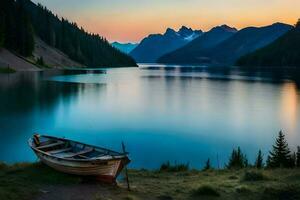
[{"x1": 140, "y1": 66, "x2": 300, "y2": 88}]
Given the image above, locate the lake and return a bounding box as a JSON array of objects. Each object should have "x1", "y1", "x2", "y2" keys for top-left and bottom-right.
[{"x1": 0, "y1": 64, "x2": 300, "y2": 169}]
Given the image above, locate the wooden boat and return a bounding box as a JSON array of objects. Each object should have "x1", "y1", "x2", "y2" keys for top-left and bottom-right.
[{"x1": 28, "y1": 134, "x2": 130, "y2": 183}]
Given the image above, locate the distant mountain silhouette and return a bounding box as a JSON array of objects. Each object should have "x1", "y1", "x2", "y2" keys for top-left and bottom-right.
[
  {"x1": 236, "y1": 22, "x2": 300, "y2": 67},
  {"x1": 111, "y1": 42, "x2": 138, "y2": 54},
  {"x1": 158, "y1": 23, "x2": 292, "y2": 66},
  {"x1": 207, "y1": 23, "x2": 293, "y2": 65},
  {"x1": 157, "y1": 25, "x2": 237, "y2": 64},
  {"x1": 130, "y1": 26, "x2": 202, "y2": 63}
]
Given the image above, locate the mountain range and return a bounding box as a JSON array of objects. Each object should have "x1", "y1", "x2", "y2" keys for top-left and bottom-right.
[
  {"x1": 158, "y1": 23, "x2": 292, "y2": 66},
  {"x1": 236, "y1": 22, "x2": 300, "y2": 67},
  {"x1": 130, "y1": 26, "x2": 202, "y2": 63},
  {"x1": 157, "y1": 25, "x2": 237, "y2": 64},
  {"x1": 111, "y1": 42, "x2": 138, "y2": 54}
]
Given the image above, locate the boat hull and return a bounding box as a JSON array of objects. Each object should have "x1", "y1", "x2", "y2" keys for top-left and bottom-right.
[{"x1": 34, "y1": 150, "x2": 127, "y2": 183}]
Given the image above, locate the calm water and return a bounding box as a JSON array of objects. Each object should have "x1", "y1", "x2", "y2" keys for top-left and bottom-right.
[{"x1": 0, "y1": 64, "x2": 300, "y2": 169}]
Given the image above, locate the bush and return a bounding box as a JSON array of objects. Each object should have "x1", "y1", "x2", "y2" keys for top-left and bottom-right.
[
  {"x1": 192, "y1": 185, "x2": 220, "y2": 197},
  {"x1": 236, "y1": 186, "x2": 251, "y2": 193},
  {"x1": 243, "y1": 171, "x2": 266, "y2": 181},
  {"x1": 159, "y1": 161, "x2": 189, "y2": 172},
  {"x1": 0, "y1": 162, "x2": 7, "y2": 170},
  {"x1": 0, "y1": 67, "x2": 15, "y2": 73},
  {"x1": 262, "y1": 185, "x2": 300, "y2": 200}
]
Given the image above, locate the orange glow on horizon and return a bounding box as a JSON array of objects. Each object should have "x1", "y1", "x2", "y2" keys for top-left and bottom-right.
[{"x1": 32, "y1": 0, "x2": 300, "y2": 43}]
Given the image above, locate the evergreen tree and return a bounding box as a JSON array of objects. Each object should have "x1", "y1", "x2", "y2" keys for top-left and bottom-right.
[
  {"x1": 36, "y1": 56, "x2": 44, "y2": 66},
  {"x1": 291, "y1": 152, "x2": 297, "y2": 168},
  {"x1": 2, "y1": 0, "x2": 17, "y2": 50},
  {"x1": 0, "y1": 0, "x2": 34, "y2": 56},
  {"x1": 266, "y1": 155, "x2": 272, "y2": 168},
  {"x1": 255, "y1": 150, "x2": 264, "y2": 169},
  {"x1": 296, "y1": 146, "x2": 300, "y2": 168},
  {"x1": 227, "y1": 147, "x2": 248, "y2": 169},
  {"x1": 267, "y1": 131, "x2": 292, "y2": 168},
  {"x1": 15, "y1": 1, "x2": 34, "y2": 56},
  {"x1": 203, "y1": 159, "x2": 211, "y2": 171},
  {"x1": 296, "y1": 19, "x2": 300, "y2": 29},
  {"x1": 0, "y1": 11, "x2": 5, "y2": 47}
]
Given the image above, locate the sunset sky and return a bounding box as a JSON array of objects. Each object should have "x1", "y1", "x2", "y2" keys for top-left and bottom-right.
[{"x1": 32, "y1": 0, "x2": 300, "y2": 43}]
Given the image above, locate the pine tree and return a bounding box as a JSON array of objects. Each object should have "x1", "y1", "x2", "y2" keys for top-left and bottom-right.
[
  {"x1": 0, "y1": 0, "x2": 34, "y2": 56},
  {"x1": 0, "y1": 12, "x2": 5, "y2": 47},
  {"x1": 203, "y1": 158, "x2": 211, "y2": 171},
  {"x1": 296, "y1": 19, "x2": 300, "y2": 29},
  {"x1": 291, "y1": 152, "x2": 297, "y2": 168},
  {"x1": 296, "y1": 146, "x2": 300, "y2": 167},
  {"x1": 267, "y1": 131, "x2": 292, "y2": 168},
  {"x1": 266, "y1": 155, "x2": 272, "y2": 168},
  {"x1": 255, "y1": 150, "x2": 264, "y2": 168},
  {"x1": 227, "y1": 147, "x2": 248, "y2": 169},
  {"x1": 15, "y1": 1, "x2": 34, "y2": 56},
  {"x1": 36, "y1": 56, "x2": 45, "y2": 66}
]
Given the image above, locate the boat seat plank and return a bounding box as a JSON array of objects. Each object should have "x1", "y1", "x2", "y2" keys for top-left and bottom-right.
[
  {"x1": 48, "y1": 147, "x2": 72, "y2": 154},
  {"x1": 77, "y1": 155, "x2": 89, "y2": 159},
  {"x1": 94, "y1": 153, "x2": 109, "y2": 158},
  {"x1": 39, "y1": 140, "x2": 52, "y2": 146},
  {"x1": 37, "y1": 141, "x2": 65, "y2": 150},
  {"x1": 62, "y1": 148, "x2": 94, "y2": 158}
]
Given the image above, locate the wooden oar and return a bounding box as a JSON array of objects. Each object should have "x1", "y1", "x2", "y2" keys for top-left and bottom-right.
[{"x1": 122, "y1": 142, "x2": 130, "y2": 191}]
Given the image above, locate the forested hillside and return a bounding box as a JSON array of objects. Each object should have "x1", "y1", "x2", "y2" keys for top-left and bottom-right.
[
  {"x1": 0, "y1": 0, "x2": 34, "y2": 57},
  {"x1": 0, "y1": 0, "x2": 137, "y2": 68},
  {"x1": 236, "y1": 20, "x2": 300, "y2": 67}
]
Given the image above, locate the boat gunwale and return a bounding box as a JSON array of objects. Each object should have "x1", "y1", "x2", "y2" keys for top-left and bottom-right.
[{"x1": 28, "y1": 134, "x2": 129, "y2": 163}]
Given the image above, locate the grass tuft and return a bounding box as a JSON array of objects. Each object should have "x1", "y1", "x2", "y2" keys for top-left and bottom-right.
[
  {"x1": 159, "y1": 161, "x2": 189, "y2": 172},
  {"x1": 192, "y1": 185, "x2": 220, "y2": 197},
  {"x1": 243, "y1": 171, "x2": 267, "y2": 181},
  {"x1": 236, "y1": 185, "x2": 251, "y2": 193},
  {"x1": 228, "y1": 175, "x2": 239, "y2": 180}
]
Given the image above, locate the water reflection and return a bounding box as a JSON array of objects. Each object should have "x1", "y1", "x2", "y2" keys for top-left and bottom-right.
[
  {"x1": 280, "y1": 83, "x2": 299, "y2": 133},
  {"x1": 0, "y1": 66, "x2": 299, "y2": 169}
]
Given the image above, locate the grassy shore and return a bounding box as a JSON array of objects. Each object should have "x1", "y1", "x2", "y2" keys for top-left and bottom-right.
[
  {"x1": 0, "y1": 67, "x2": 16, "y2": 73},
  {"x1": 1, "y1": 162, "x2": 300, "y2": 200}
]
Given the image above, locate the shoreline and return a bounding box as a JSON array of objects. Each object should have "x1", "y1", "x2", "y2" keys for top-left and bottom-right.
[{"x1": 1, "y1": 162, "x2": 300, "y2": 200}]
